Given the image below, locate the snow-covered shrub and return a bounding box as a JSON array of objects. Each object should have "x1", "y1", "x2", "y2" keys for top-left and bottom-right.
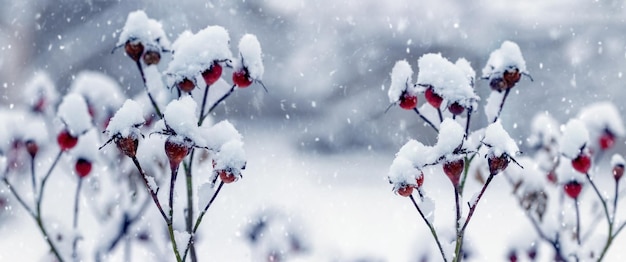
[{"x1": 0, "y1": 10, "x2": 266, "y2": 262}]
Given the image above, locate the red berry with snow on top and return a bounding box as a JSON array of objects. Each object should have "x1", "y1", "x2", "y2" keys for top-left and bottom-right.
[
  {"x1": 416, "y1": 173, "x2": 424, "y2": 188},
  {"x1": 165, "y1": 138, "x2": 189, "y2": 170},
  {"x1": 613, "y1": 164, "x2": 624, "y2": 182},
  {"x1": 57, "y1": 130, "x2": 78, "y2": 151},
  {"x1": 397, "y1": 184, "x2": 414, "y2": 197},
  {"x1": 547, "y1": 171, "x2": 558, "y2": 184},
  {"x1": 143, "y1": 50, "x2": 161, "y2": 65},
  {"x1": 424, "y1": 87, "x2": 443, "y2": 108},
  {"x1": 232, "y1": 70, "x2": 252, "y2": 88},
  {"x1": 115, "y1": 137, "x2": 138, "y2": 158},
  {"x1": 124, "y1": 41, "x2": 144, "y2": 62},
  {"x1": 399, "y1": 92, "x2": 418, "y2": 110},
  {"x1": 219, "y1": 170, "x2": 237, "y2": 184},
  {"x1": 202, "y1": 63, "x2": 223, "y2": 86},
  {"x1": 564, "y1": 180, "x2": 582, "y2": 199},
  {"x1": 448, "y1": 102, "x2": 465, "y2": 116},
  {"x1": 75, "y1": 158, "x2": 92, "y2": 178},
  {"x1": 177, "y1": 78, "x2": 195, "y2": 93},
  {"x1": 488, "y1": 155, "x2": 510, "y2": 175},
  {"x1": 25, "y1": 140, "x2": 38, "y2": 158},
  {"x1": 571, "y1": 153, "x2": 591, "y2": 174},
  {"x1": 443, "y1": 159, "x2": 464, "y2": 186},
  {"x1": 503, "y1": 69, "x2": 521, "y2": 89},
  {"x1": 599, "y1": 131, "x2": 615, "y2": 150}
]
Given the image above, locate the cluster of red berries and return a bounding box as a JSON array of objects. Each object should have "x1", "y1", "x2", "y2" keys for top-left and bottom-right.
[
  {"x1": 489, "y1": 69, "x2": 521, "y2": 92},
  {"x1": 124, "y1": 41, "x2": 161, "y2": 66},
  {"x1": 396, "y1": 173, "x2": 424, "y2": 197},
  {"x1": 398, "y1": 86, "x2": 467, "y2": 116}
]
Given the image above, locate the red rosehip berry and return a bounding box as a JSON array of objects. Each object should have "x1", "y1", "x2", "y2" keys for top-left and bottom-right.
[
  {"x1": 416, "y1": 173, "x2": 424, "y2": 188},
  {"x1": 571, "y1": 153, "x2": 591, "y2": 174},
  {"x1": 124, "y1": 41, "x2": 144, "y2": 62},
  {"x1": 564, "y1": 180, "x2": 582, "y2": 199},
  {"x1": 547, "y1": 171, "x2": 558, "y2": 184},
  {"x1": 219, "y1": 170, "x2": 237, "y2": 184},
  {"x1": 115, "y1": 137, "x2": 138, "y2": 158},
  {"x1": 448, "y1": 102, "x2": 465, "y2": 116},
  {"x1": 202, "y1": 63, "x2": 223, "y2": 86},
  {"x1": 399, "y1": 92, "x2": 418, "y2": 110},
  {"x1": 397, "y1": 184, "x2": 414, "y2": 197},
  {"x1": 599, "y1": 131, "x2": 615, "y2": 150},
  {"x1": 527, "y1": 247, "x2": 537, "y2": 260},
  {"x1": 143, "y1": 50, "x2": 161, "y2": 65},
  {"x1": 490, "y1": 77, "x2": 508, "y2": 92},
  {"x1": 33, "y1": 97, "x2": 46, "y2": 112},
  {"x1": 25, "y1": 140, "x2": 38, "y2": 158},
  {"x1": 424, "y1": 87, "x2": 443, "y2": 109},
  {"x1": 57, "y1": 130, "x2": 78, "y2": 151},
  {"x1": 232, "y1": 70, "x2": 253, "y2": 88},
  {"x1": 443, "y1": 159, "x2": 464, "y2": 186},
  {"x1": 177, "y1": 78, "x2": 195, "y2": 93},
  {"x1": 165, "y1": 138, "x2": 189, "y2": 170},
  {"x1": 508, "y1": 250, "x2": 517, "y2": 262},
  {"x1": 75, "y1": 158, "x2": 92, "y2": 178},
  {"x1": 613, "y1": 164, "x2": 624, "y2": 182},
  {"x1": 488, "y1": 155, "x2": 510, "y2": 175},
  {"x1": 503, "y1": 69, "x2": 521, "y2": 89}
]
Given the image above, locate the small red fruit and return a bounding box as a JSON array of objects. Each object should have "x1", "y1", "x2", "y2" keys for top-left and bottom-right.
[
  {"x1": 57, "y1": 130, "x2": 78, "y2": 151},
  {"x1": 219, "y1": 170, "x2": 237, "y2": 184},
  {"x1": 547, "y1": 171, "x2": 558, "y2": 184},
  {"x1": 416, "y1": 173, "x2": 424, "y2": 188},
  {"x1": 202, "y1": 63, "x2": 223, "y2": 86},
  {"x1": 564, "y1": 180, "x2": 582, "y2": 199},
  {"x1": 177, "y1": 78, "x2": 195, "y2": 93},
  {"x1": 424, "y1": 87, "x2": 443, "y2": 108},
  {"x1": 397, "y1": 184, "x2": 414, "y2": 197},
  {"x1": 448, "y1": 102, "x2": 465, "y2": 116},
  {"x1": 443, "y1": 159, "x2": 464, "y2": 186},
  {"x1": 115, "y1": 137, "x2": 138, "y2": 158},
  {"x1": 399, "y1": 92, "x2": 418, "y2": 110},
  {"x1": 503, "y1": 69, "x2": 521, "y2": 89},
  {"x1": 33, "y1": 98, "x2": 46, "y2": 112},
  {"x1": 489, "y1": 77, "x2": 507, "y2": 92},
  {"x1": 232, "y1": 70, "x2": 253, "y2": 88},
  {"x1": 599, "y1": 131, "x2": 615, "y2": 150},
  {"x1": 571, "y1": 153, "x2": 591, "y2": 174},
  {"x1": 143, "y1": 50, "x2": 161, "y2": 65},
  {"x1": 165, "y1": 138, "x2": 189, "y2": 170},
  {"x1": 508, "y1": 250, "x2": 518, "y2": 262},
  {"x1": 613, "y1": 164, "x2": 624, "y2": 182},
  {"x1": 124, "y1": 41, "x2": 144, "y2": 62},
  {"x1": 25, "y1": 140, "x2": 38, "y2": 158},
  {"x1": 75, "y1": 158, "x2": 92, "y2": 178},
  {"x1": 488, "y1": 155, "x2": 510, "y2": 175}
]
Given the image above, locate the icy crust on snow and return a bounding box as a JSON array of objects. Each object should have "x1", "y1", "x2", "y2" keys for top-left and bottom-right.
[
  {"x1": 483, "y1": 120, "x2": 519, "y2": 157},
  {"x1": 236, "y1": 34, "x2": 264, "y2": 80},
  {"x1": 416, "y1": 53, "x2": 479, "y2": 108},
  {"x1": 611, "y1": 154, "x2": 625, "y2": 167},
  {"x1": 559, "y1": 119, "x2": 589, "y2": 159},
  {"x1": 71, "y1": 129, "x2": 100, "y2": 162},
  {"x1": 163, "y1": 96, "x2": 205, "y2": 146},
  {"x1": 106, "y1": 99, "x2": 145, "y2": 138},
  {"x1": 528, "y1": 112, "x2": 560, "y2": 148},
  {"x1": 482, "y1": 41, "x2": 527, "y2": 78},
  {"x1": 117, "y1": 10, "x2": 170, "y2": 49},
  {"x1": 201, "y1": 120, "x2": 242, "y2": 151},
  {"x1": 57, "y1": 94, "x2": 92, "y2": 136},
  {"x1": 69, "y1": 71, "x2": 125, "y2": 114},
  {"x1": 22, "y1": 71, "x2": 58, "y2": 109},
  {"x1": 166, "y1": 26, "x2": 233, "y2": 84},
  {"x1": 387, "y1": 60, "x2": 414, "y2": 103},
  {"x1": 577, "y1": 102, "x2": 625, "y2": 137}
]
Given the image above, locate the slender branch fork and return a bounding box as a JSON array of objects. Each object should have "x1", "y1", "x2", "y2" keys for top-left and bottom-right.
[
  {"x1": 413, "y1": 108, "x2": 439, "y2": 133},
  {"x1": 182, "y1": 181, "x2": 225, "y2": 261},
  {"x1": 410, "y1": 195, "x2": 447, "y2": 262},
  {"x1": 135, "y1": 60, "x2": 163, "y2": 119}
]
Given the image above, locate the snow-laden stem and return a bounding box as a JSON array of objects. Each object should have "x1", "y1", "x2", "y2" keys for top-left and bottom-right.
[
  {"x1": 30, "y1": 155, "x2": 37, "y2": 195},
  {"x1": 437, "y1": 108, "x2": 443, "y2": 123},
  {"x1": 135, "y1": 60, "x2": 163, "y2": 119},
  {"x1": 168, "y1": 163, "x2": 183, "y2": 262},
  {"x1": 72, "y1": 178, "x2": 83, "y2": 260},
  {"x1": 198, "y1": 84, "x2": 211, "y2": 126},
  {"x1": 410, "y1": 195, "x2": 447, "y2": 262},
  {"x1": 453, "y1": 186, "x2": 462, "y2": 262},
  {"x1": 183, "y1": 151, "x2": 198, "y2": 262},
  {"x1": 182, "y1": 181, "x2": 225, "y2": 262},
  {"x1": 493, "y1": 89, "x2": 510, "y2": 123},
  {"x1": 130, "y1": 156, "x2": 168, "y2": 221},
  {"x1": 464, "y1": 109, "x2": 472, "y2": 138},
  {"x1": 167, "y1": 219, "x2": 183, "y2": 262},
  {"x1": 203, "y1": 84, "x2": 237, "y2": 119},
  {"x1": 613, "y1": 181, "x2": 619, "y2": 225},
  {"x1": 412, "y1": 108, "x2": 439, "y2": 133},
  {"x1": 584, "y1": 172, "x2": 613, "y2": 261},
  {"x1": 38, "y1": 150, "x2": 63, "y2": 208},
  {"x1": 575, "y1": 198, "x2": 581, "y2": 245}
]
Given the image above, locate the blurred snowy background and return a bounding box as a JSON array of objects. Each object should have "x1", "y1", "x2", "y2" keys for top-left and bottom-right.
[{"x1": 2, "y1": 0, "x2": 626, "y2": 261}]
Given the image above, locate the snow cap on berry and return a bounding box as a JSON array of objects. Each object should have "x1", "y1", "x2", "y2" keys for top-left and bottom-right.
[
  {"x1": 388, "y1": 157, "x2": 421, "y2": 192},
  {"x1": 70, "y1": 71, "x2": 125, "y2": 119},
  {"x1": 166, "y1": 26, "x2": 233, "y2": 85},
  {"x1": 577, "y1": 102, "x2": 625, "y2": 138},
  {"x1": 482, "y1": 41, "x2": 527, "y2": 78},
  {"x1": 201, "y1": 120, "x2": 243, "y2": 152},
  {"x1": 117, "y1": 10, "x2": 170, "y2": 50},
  {"x1": 235, "y1": 34, "x2": 264, "y2": 81},
  {"x1": 57, "y1": 93, "x2": 92, "y2": 137},
  {"x1": 434, "y1": 118, "x2": 465, "y2": 159},
  {"x1": 455, "y1": 58, "x2": 476, "y2": 87},
  {"x1": 483, "y1": 120, "x2": 519, "y2": 158},
  {"x1": 71, "y1": 129, "x2": 100, "y2": 163},
  {"x1": 22, "y1": 71, "x2": 58, "y2": 112},
  {"x1": 163, "y1": 96, "x2": 205, "y2": 147},
  {"x1": 397, "y1": 139, "x2": 436, "y2": 168},
  {"x1": 416, "y1": 53, "x2": 479, "y2": 109},
  {"x1": 388, "y1": 60, "x2": 414, "y2": 103},
  {"x1": 611, "y1": 154, "x2": 625, "y2": 168},
  {"x1": 214, "y1": 140, "x2": 246, "y2": 172},
  {"x1": 23, "y1": 119, "x2": 49, "y2": 148},
  {"x1": 559, "y1": 119, "x2": 589, "y2": 159},
  {"x1": 106, "y1": 99, "x2": 145, "y2": 139},
  {"x1": 527, "y1": 112, "x2": 560, "y2": 148}
]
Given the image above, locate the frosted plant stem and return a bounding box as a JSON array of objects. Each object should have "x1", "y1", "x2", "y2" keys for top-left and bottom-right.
[
  {"x1": 459, "y1": 149, "x2": 480, "y2": 196},
  {"x1": 585, "y1": 173, "x2": 613, "y2": 261},
  {"x1": 38, "y1": 150, "x2": 63, "y2": 207},
  {"x1": 575, "y1": 198, "x2": 581, "y2": 245},
  {"x1": 493, "y1": 89, "x2": 510, "y2": 123},
  {"x1": 453, "y1": 186, "x2": 462, "y2": 262},
  {"x1": 464, "y1": 109, "x2": 472, "y2": 138},
  {"x1": 135, "y1": 60, "x2": 163, "y2": 119},
  {"x1": 455, "y1": 173, "x2": 495, "y2": 261},
  {"x1": 182, "y1": 181, "x2": 225, "y2": 262},
  {"x1": 30, "y1": 156, "x2": 37, "y2": 195},
  {"x1": 412, "y1": 108, "x2": 439, "y2": 133},
  {"x1": 183, "y1": 151, "x2": 197, "y2": 262},
  {"x1": 131, "y1": 157, "x2": 168, "y2": 221},
  {"x1": 168, "y1": 164, "x2": 183, "y2": 262},
  {"x1": 2, "y1": 177, "x2": 36, "y2": 218},
  {"x1": 197, "y1": 84, "x2": 211, "y2": 126},
  {"x1": 205, "y1": 84, "x2": 237, "y2": 117},
  {"x1": 72, "y1": 178, "x2": 83, "y2": 260},
  {"x1": 613, "y1": 181, "x2": 619, "y2": 223},
  {"x1": 437, "y1": 108, "x2": 443, "y2": 123},
  {"x1": 409, "y1": 195, "x2": 447, "y2": 262}
]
